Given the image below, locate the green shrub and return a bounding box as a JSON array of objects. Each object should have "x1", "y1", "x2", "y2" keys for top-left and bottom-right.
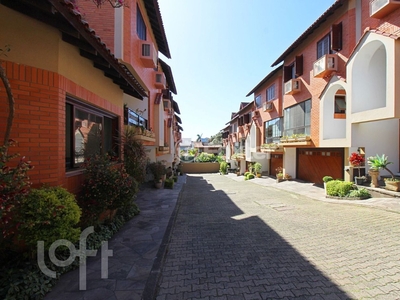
[
  {"x1": 253, "y1": 162, "x2": 262, "y2": 174},
  {"x1": 219, "y1": 161, "x2": 228, "y2": 174},
  {"x1": 0, "y1": 203, "x2": 140, "y2": 300},
  {"x1": 123, "y1": 127, "x2": 148, "y2": 184},
  {"x1": 348, "y1": 188, "x2": 371, "y2": 198},
  {"x1": 164, "y1": 178, "x2": 174, "y2": 189},
  {"x1": 326, "y1": 180, "x2": 355, "y2": 197},
  {"x1": 194, "y1": 152, "x2": 217, "y2": 162},
  {"x1": 16, "y1": 186, "x2": 81, "y2": 251},
  {"x1": 246, "y1": 173, "x2": 255, "y2": 180},
  {"x1": 244, "y1": 172, "x2": 251, "y2": 177},
  {"x1": 322, "y1": 176, "x2": 333, "y2": 183},
  {"x1": 79, "y1": 155, "x2": 138, "y2": 227}
]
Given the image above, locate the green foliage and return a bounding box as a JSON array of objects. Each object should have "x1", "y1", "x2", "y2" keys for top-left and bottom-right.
[
  {"x1": 348, "y1": 188, "x2": 371, "y2": 198},
  {"x1": 326, "y1": 180, "x2": 356, "y2": 197},
  {"x1": 164, "y1": 178, "x2": 174, "y2": 189},
  {"x1": 246, "y1": 173, "x2": 255, "y2": 180},
  {"x1": 367, "y1": 153, "x2": 396, "y2": 179},
  {"x1": 253, "y1": 162, "x2": 262, "y2": 174},
  {"x1": 1, "y1": 261, "x2": 57, "y2": 299},
  {"x1": 0, "y1": 204, "x2": 140, "y2": 300},
  {"x1": 123, "y1": 126, "x2": 148, "y2": 184},
  {"x1": 216, "y1": 155, "x2": 225, "y2": 163},
  {"x1": 209, "y1": 132, "x2": 223, "y2": 145},
  {"x1": 16, "y1": 186, "x2": 81, "y2": 251},
  {"x1": 367, "y1": 154, "x2": 391, "y2": 170},
  {"x1": 188, "y1": 148, "x2": 198, "y2": 156},
  {"x1": 194, "y1": 152, "x2": 217, "y2": 162},
  {"x1": 79, "y1": 155, "x2": 138, "y2": 227},
  {"x1": 244, "y1": 172, "x2": 251, "y2": 177},
  {"x1": 322, "y1": 176, "x2": 333, "y2": 183},
  {"x1": 148, "y1": 161, "x2": 167, "y2": 181},
  {"x1": 219, "y1": 161, "x2": 228, "y2": 174},
  {"x1": 0, "y1": 140, "x2": 33, "y2": 241}
]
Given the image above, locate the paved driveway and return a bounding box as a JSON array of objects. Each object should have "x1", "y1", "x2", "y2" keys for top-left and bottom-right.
[{"x1": 156, "y1": 174, "x2": 400, "y2": 299}]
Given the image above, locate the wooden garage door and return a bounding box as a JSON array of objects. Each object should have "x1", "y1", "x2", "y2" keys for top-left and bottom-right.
[
  {"x1": 297, "y1": 148, "x2": 344, "y2": 184},
  {"x1": 270, "y1": 154, "x2": 283, "y2": 176}
]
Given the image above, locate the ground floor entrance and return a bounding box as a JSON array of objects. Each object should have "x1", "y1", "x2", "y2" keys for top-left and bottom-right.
[
  {"x1": 297, "y1": 148, "x2": 344, "y2": 184},
  {"x1": 270, "y1": 153, "x2": 283, "y2": 176}
]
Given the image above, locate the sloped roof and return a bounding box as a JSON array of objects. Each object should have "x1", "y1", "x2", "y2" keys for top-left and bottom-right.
[
  {"x1": 143, "y1": 0, "x2": 171, "y2": 59},
  {"x1": 159, "y1": 58, "x2": 177, "y2": 94},
  {"x1": 246, "y1": 66, "x2": 282, "y2": 97},
  {"x1": 2, "y1": 0, "x2": 148, "y2": 99},
  {"x1": 271, "y1": 0, "x2": 345, "y2": 67}
]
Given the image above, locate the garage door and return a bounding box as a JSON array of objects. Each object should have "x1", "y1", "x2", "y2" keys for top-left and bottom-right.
[
  {"x1": 297, "y1": 148, "x2": 344, "y2": 184},
  {"x1": 270, "y1": 154, "x2": 283, "y2": 176}
]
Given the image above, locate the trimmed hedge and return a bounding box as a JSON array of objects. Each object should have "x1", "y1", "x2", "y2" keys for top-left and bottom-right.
[{"x1": 326, "y1": 180, "x2": 355, "y2": 197}]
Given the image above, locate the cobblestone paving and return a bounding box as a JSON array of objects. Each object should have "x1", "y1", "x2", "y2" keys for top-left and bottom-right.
[{"x1": 156, "y1": 174, "x2": 400, "y2": 300}]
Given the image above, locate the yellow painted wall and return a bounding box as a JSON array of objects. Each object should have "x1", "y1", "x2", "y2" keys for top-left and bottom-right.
[{"x1": 1, "y1": 5, "x2": 123, "y2": 106}]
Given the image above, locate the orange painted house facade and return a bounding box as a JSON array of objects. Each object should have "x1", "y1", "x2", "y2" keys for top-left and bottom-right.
[{"x1": 0, "y1": 0, "x2": 180, "y2": 194}]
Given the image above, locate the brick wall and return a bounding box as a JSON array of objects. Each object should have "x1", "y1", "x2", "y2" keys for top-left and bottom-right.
[{"x1": 0, "y1": 60, "x2": 123, "y2": 193}]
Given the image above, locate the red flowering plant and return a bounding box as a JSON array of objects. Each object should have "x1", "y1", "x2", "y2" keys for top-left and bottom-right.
[
  {"x1": 349, "y1": 152, "x2": 365, "y2": 177},
  {"x1": 0, "y1": 140, "x2": 33, "y2": 240}
]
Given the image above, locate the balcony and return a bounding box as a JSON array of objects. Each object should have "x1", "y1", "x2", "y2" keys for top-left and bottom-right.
[
  {"x1": 284, "y1": 79, "x2": 301, "y2": 95},
  {"x1": 313, "y1": 54, "x2": 337, "y2": 78},
  {"x1": 370, "y1": 0, "x2": 400, "y2": 18}
]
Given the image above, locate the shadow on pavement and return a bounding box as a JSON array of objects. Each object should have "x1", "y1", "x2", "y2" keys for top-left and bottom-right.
[{"x1": 156, "y1": 175, "x2": 351, "y2": 299}]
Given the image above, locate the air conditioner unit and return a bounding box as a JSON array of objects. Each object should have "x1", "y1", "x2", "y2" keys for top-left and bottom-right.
[
  {"x1": 251, "y1": 110, "x2": 260, "y2": 119},
  {"x1": 284, "y1": 79, "x2": 301, "y2": 95},
  {"x1": 139, "y1": 41, "x2": 158, "y2": 68},
  {"x1": 155, "y1": 72, "x2": 166, "y2": 89},
  {"x1": 370, "y1": 0, "x2": 400, "y2": 18},
  {"x1": 163, "y1": 100, "x2": 170, "y2": 110},
  {"x1": 313, "y1": 54, "x2": 337, "y2": 78},
  {"x1": 263, "y1": 102, "x2": 273, "y2": 112}
]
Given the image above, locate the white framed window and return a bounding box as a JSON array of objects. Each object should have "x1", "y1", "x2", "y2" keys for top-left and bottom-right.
[
  {"x1": 255, "y1": 95, "x2": 262, "y2": 108},
  {"x1": 266, "y1": 84, "x2": 276, "y2": 101},
  {"x1": 317, "y1": 34, "x2": 330, "y2": 59}
]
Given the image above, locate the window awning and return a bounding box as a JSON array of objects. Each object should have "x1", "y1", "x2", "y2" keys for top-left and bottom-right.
[
  {"x1": 172, "y1": 99, "x2": 180, "y2": 114},
  {"x1": 175, "y1": 114, "x2": 182, "y2": 124}
]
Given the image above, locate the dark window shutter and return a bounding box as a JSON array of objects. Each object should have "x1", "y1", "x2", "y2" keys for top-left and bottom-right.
[
  {"x1": 295, "y1": 55, "x2": 303, "y2": 77},
  {"x1": 284, "y1": 66, "x2": 292, "y2": 82},
  {"x1": 331, "y1": 23, "x2": 342, "y2": 51},
  {"x1": 244, "y1": 113, "x2": 250, "y2": 124}
]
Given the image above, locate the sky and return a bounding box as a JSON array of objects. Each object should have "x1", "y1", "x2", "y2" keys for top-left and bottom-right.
[{"x1": 157, "y1": 0, "x2": 336, "y2": 142}]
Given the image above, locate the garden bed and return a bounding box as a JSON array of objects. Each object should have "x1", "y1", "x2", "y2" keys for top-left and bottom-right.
[{"x1": 325, "y1": 195, "x2": 371, "y2": 200}]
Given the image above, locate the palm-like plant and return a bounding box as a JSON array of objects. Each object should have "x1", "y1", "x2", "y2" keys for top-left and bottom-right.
[{"x1": 367, "y1": 154, "x2": 397, "y2": 181}]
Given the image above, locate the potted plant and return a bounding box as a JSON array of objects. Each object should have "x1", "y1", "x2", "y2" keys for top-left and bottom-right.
[
  {"x1": 254, "y1": 162, "x2": 262, "y2": 178},
  {"x1": 348, "y1": 152, "x2": 365, "y2": 185},
  {"x1": 276, "y1": 166, "x2": 284, "y2": 182},
  {"x1": 322, "y1": 176, "x2": 333, "y2": 194},
  {"x1": 148, "y1": 161, "x2": 166, "y2": 189},
  {"x1": 367, "y1": 154, "x2": 400, "y2": 191}
]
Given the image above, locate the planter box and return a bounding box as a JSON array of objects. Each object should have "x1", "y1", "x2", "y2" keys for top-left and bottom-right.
[
  {"x1": 181, "y1": 162, "x2": 220, "y2": 174},
  {"x1": 385, "y1": 180, "x2": 400, "y2": 192}
]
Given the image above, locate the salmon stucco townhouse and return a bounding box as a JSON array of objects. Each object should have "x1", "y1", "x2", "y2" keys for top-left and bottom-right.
[
  {"x1": 75, "y1": 0, "x2": 182, "y2": 167},
  {"x1": 225, "y1": 0, "x2": 400, "y2": 185},
  {"x1": 0, "y1": 0, "x2": 180, "y2": 194}
]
